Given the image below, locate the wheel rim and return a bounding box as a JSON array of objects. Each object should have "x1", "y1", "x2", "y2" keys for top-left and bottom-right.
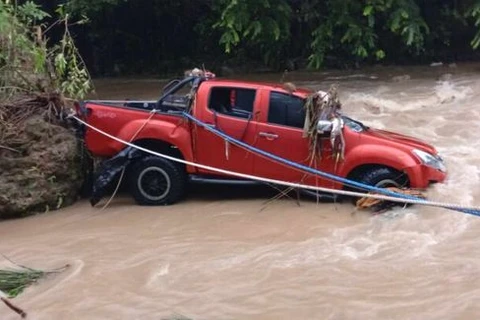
[
  {"x1": 137, "y1": 167, "x2": 171, "y2": 201},
  {"x1": 375, "y1": 178, "x2": 401, "y2": 188}
]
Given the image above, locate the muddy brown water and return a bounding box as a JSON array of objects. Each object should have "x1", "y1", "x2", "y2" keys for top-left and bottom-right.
[{"x1": 2, "y1": 63, "x2": 480, "y2": 320}]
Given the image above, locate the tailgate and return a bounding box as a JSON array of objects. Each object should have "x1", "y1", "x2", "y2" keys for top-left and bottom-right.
[{"x1": 75, "y1": 101, "x2": 156, "y2": 157}]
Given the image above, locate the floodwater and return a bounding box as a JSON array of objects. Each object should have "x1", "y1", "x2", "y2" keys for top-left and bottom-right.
[{"x1": 2, "y1": 62, "x2": 480, "y2": 320}]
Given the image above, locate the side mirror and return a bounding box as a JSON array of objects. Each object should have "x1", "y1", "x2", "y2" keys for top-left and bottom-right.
[{"x1": 316, "y1": 119, "x2": 333, "y2": 134}]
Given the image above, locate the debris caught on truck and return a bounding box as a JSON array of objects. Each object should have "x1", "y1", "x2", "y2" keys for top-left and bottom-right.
[
  {"x1": 303, "y1": 84, "x2": 345, "y2": 164},
  {"x1": 89, "y1": 146, "x2": 144, "y2": 207},
  {"x1": 355, "y1": 187, "x2": 427, "y2": 214}
]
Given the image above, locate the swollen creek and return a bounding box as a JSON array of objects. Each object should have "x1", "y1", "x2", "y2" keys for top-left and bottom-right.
[{"x1": 1, "y1": 62, "x2": 480, "y2": 320}]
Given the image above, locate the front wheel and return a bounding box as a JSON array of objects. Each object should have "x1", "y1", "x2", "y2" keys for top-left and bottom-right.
[
  {"x1": 356, "y1": 167, "x2": 408, "y2": 189},
  {"x1": 349, "y1": 167, "x2": 409, "y2": 202},
  {"x1": 128, "y1": 156, "x2": 187, "y2": 205}
]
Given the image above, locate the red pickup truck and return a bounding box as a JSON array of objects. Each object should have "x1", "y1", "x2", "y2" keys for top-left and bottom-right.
[{"x1": 76, "y1": 75, "x2": 447, "y2": 206}]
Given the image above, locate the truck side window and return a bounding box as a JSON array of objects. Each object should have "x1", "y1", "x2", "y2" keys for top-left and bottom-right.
[
  {"x1": 268, "y1": 92, "x2": 306, "y2": 128},
  {"x1": 208, "y1": 87, "x2": 256, "y2": 119}
]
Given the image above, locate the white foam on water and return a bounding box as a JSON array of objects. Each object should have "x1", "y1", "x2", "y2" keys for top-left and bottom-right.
[
  {"x1": 146, "y1": 263, "x2": 170, "y2": 286},
  {"x1": 337, "y1": 237, "x2": 381, "y2": 260},
  {"x1": 326, "y1": 74, "x2": 379, "y2": 80},
  {"x1": 343, "y1": 80, "x2": 474, "y2": 118},
  {"x1": 434, "y1": 80, "x2": 473, "y2": 102}
]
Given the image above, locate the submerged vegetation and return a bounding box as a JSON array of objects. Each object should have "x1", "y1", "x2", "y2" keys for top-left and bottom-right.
[
  {"x1": 23, "y1": 0, "x2": 480, "y2": 75},
  {"x1": 0, "y1": 257, "x2": 69, "y2": 318},
  {"x1": 0, "y1": 268, "x2": 45, "y2": 298}
]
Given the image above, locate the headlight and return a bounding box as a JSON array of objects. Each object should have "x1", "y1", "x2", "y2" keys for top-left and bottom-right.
[{"x1": 412, "y1": 149, "x2": 446, "y2": 172}]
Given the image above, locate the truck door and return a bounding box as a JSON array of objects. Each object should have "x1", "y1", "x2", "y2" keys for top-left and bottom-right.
[
  {"x1": 252, "y1": 90, "x2": 336, "y2": 187},
  {"x1": 194, "y1": 85, "x2": 258, "y2": 176}
]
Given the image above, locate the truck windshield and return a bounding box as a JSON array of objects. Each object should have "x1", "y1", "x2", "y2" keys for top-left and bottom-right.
[{"x1": 342, "y1": 116, "x2": 367, "y2": 132}]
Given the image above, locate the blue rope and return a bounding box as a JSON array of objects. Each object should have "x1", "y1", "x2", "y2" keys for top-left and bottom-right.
[{"x1": 183, "y1": 112, "x2": 480, "y2": 217}]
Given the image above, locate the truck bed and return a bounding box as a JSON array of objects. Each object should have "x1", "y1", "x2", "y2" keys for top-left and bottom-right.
[{"x1": 83, "y1": 93, "x2": 188, "y2": 114}]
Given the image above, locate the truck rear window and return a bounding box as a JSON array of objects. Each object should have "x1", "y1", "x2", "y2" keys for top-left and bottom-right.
[
  {"x1": 208, "y1": 87, "x2": 256, "y2": 119},
  {"x1": 267, "y1": 92, "x2": 306, "y2": 128}
]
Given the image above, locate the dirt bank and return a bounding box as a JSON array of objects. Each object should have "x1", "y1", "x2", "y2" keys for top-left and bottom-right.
[{"x1": 0, "y1": 94, "x2": 87, "y2": 219}]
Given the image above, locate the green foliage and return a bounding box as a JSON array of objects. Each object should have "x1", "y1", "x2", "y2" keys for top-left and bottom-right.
[
  {"x1": 16, "y1": 1, "x2": 50, "y2": 20},
  {"x1": 213, "y1": 0, "x2": 291, "y2": 64},
  {"x1": 0, "y1": 1, "x2": 93, "y2": 100},
  {"x1": 0, "y1": 1, "x2": 48, "y2": 92},
  {"x1": 65, "y1": 0, "x2": 128, "y2": 15},
  {"x1": 387, "y1": 0, "x2": 429, "y2": 50},
  {"x1": 302, "y1": 0, "x2": 430, "y2": 68},
  {"x1": 26, "y1": 0, "x2": 480, "y2": 74},
  {"x1": 467, "y1": 1, "x2": 480, "y2": 49},
  {"x1": 52, "y1": 6, "x2": 92, "y2": 99},
  {"x1": 211, "y1": 0, "x2": 478, "y2": 69}
]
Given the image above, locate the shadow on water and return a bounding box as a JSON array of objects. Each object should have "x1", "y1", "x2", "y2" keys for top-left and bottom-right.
[{"x1": 99, "y1": 181, "x2": 337, "y2": 206}]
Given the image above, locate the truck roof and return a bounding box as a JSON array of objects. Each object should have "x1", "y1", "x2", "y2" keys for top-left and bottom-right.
[{"x1": 205, "y1": 78, "x2": 314, "y2": 98}]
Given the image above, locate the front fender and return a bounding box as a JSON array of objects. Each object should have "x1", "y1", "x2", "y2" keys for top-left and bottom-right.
[
  {"x1": 110, "y1": 119, "x2": 193, "y2": 162},
  {"x1": 340, "y1": 145, "x2": 419, "y2": 179}
]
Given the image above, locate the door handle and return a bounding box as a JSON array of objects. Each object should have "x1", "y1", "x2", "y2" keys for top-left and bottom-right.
[{"x1": 259, "y1": 132, "x2": 279, "y2": 140}]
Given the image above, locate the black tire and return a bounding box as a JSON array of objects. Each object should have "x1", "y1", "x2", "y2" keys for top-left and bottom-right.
[
  {"x1": 356, "y1": 167, "x2": 408, "y2": 189},
  {"x1": 349, "y1": 167, "x2": 408, "y2": 202},
  {"x1": 128, "y1": 156, "x2": 187, "y2": 205}
]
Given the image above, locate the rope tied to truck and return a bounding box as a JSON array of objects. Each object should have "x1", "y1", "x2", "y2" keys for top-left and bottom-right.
[
  {"x1": 73, "y1": 72, "x2": 479, "y2": 215},
  {"x1": 181, "y1": 112, "x2": 480, "y2": 216},
  {"x1": 70, "y1": 113, "x2": 480, "y2": 217}
]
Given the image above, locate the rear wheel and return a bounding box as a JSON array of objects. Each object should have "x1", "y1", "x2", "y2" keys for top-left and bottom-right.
[{"x1": 128, "y1": 156, "x2": 187, "y2": 205}]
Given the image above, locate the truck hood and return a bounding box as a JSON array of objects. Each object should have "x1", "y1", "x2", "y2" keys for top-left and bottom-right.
[{"x1": 362, "y1": 128, "x2": 437, "y2": 155}]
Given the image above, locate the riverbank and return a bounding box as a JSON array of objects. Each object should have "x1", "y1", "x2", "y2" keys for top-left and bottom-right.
[{"x1": 0, "y1": 94, "x2": 87, "y2": 220}]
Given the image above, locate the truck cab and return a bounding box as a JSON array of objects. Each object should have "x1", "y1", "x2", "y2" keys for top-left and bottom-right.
[{"x1": 190, "y1": 79, "x2": 446, "y2": 189}]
